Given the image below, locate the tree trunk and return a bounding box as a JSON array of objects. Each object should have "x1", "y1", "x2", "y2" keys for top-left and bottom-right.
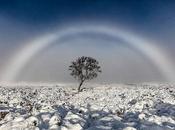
[{"x1": 78, "y1": 80, "x2": 84, "y2": 92}]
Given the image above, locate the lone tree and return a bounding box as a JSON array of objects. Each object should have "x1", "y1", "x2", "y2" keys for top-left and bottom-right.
[{"x1": 69, "y1": 56, "x2": 101, "y2": 92}]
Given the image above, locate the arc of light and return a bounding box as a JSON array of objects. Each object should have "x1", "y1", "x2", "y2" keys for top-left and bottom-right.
[{"x1": 1, "y1": 25, "x2": 175, "y2": 82}]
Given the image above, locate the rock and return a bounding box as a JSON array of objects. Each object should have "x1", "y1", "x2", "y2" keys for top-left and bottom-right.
[
  {"x1": 92, "y1": 114, "x2": 123, "y2": 129},
  {"x1": 49, "y1": 124, "x2": 61, "y2": 130},
  {"x1": 13, "y1": 116, "x2": 25, "y2": 122},
  {"x1": 78, "y1": 107, "x2": 88, "y2": 114},
  {"x1": 0, "y1": 118, "x2": 28, "y2": 130},
  {"x1": 60, "y1": 126, "x2": 68, "y2": 130},
  {"x1": 41, "y1": 113, "x2": 51, "y2": 122},
  {"x1": 9, "y1": 98, "x2": 19, "y2": 106},
  {"x1": 129, "y1": 99, "x2": 137, "y2": 105},
  {"x1": 66, "y1": 123, "x2": 83, "y2": 130},
  {"x1": 0, "y1": 110, "x2": 9, "y2": 120},
  {"x1": 63, "y1": 111, "x2": 84, "y2": 130},
  {"x1": 123, "y1": 126, "x2": 137, "y2": 130},
  {"x1": 138, "y1": 113, "x2": 146, "y2": 120},
  {"x1": 26, "y1": 116, "x2": 39, "y2": 127},
  {"x1": 64, "y1": 111, "x2": 83, "y2": 121},
  {"x1": 3, "y1": 112, "x2": 14, "y2": 122},
  {"x1": 161, "y1": 116, "x2": 175, "y2": 124},
  {"x1": 49, "y1": 114, "x2": 62, "y2": 126},
  {"x1": 40, "y1": 105, "x2": 55, "y2": 113},
  {"x1": 123, "y1": 112, "x2": 138, "y2": 122},
  {"x1": 86, "y1": 125, "x2": 112, "y2": 130},
  {"x1": 148, "y1": 115, "x2": 162, "y2": 125},
  {"x1": 90, "y1": 113, "x2": 101, "y2": 120}
]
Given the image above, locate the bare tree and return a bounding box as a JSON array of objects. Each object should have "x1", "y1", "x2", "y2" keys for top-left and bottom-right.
[{"x1": 69, "y1": 56, "x2": 102, "y2": 92}]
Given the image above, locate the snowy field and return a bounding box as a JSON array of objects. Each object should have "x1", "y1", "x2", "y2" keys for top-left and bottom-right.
[{"x1": 0, "y1": 83, "x2": 174, "y2": 130}]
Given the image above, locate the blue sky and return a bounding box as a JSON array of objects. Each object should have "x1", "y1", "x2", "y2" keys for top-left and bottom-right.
[{"x1": 0, "y1": 0, "x2": 175, "y2": 83}]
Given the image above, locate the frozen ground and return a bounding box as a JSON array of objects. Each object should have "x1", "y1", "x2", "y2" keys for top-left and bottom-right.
[{"x1": 0, "y1": 83, "x2": 174, "y2": 130}]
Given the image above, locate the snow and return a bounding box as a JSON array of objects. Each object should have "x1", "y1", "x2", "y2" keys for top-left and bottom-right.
[{"x1": 0, "y1": 83, "x2": 174, "y2": 130}]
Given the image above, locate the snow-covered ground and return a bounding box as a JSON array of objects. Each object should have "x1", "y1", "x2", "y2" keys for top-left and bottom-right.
[{"x1": 0, "y1": 83, "x2": 174, "y2": 130}]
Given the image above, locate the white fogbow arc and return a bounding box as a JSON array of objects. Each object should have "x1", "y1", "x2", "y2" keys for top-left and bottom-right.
[{"x1": 1, "y1": 25, "x2": 175, "y2": 82}]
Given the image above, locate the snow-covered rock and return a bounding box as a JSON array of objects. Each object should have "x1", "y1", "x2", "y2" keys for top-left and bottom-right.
[
  {"x1": 41, "y1": 113, "x2": 51, "y2": 122},
  {"x1": 138, "y1": 113, "x2": 146, "y2": 120},
  {"x1": 26, "y1": 116, "x2": 39, "y2": 127},
  {"x1": 123, "y1": 127, "x2": 137, "y2": 130},
  {"x1": 62, "y1": 111, "x2": 84, "y2": 130},
  {"x1": 49, "y1": 114, "x2": 61, "y2": 126}
]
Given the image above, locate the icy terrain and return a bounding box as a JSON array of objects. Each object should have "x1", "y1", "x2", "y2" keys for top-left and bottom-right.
[{"x1": 0, "y1": 83, "x2": 174, "y2": 130}]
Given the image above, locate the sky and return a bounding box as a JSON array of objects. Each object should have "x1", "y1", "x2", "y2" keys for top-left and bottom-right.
[{"x1": 0, "y1": 0, "x2": 175, "y2": 83}]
